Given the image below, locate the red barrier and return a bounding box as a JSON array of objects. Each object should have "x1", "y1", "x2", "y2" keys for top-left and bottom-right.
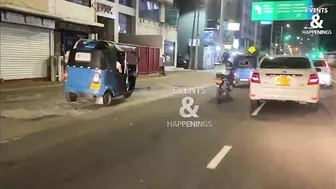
[
  {"x1": 148, "y1": 48, "x2": 155, "y2": 73},
  {"x1": 119, "y1": 42, "x2": 160, "y2": 75},
  {"x1": 154, "y1": 48, "x2": 160, "y2": 72},
  {"x1": 138, "y1": 46, "x2": 149, "y2": 74}
]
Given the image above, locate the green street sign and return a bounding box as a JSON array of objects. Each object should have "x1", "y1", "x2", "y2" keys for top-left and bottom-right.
[{"x1": 251, "y1": 1, "x2": 313, "y2": 21}]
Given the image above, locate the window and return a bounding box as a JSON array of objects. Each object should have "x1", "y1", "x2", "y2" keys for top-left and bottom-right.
[
  {"x1": 119, "y1": 13, "x2": 132, "y2": 33},
  {"x1": 165, "y1": 5, "x2": 178, "y2": 26},
  {"x1": 119, "y1": 0, "x2": 132, "y2": 7},
  {"x1": 260, "y1": 57, "x2": 311, "y2": 69},
  {"x1": 312, "y1": 60, "x2": 327, "y2": 67},
  {"x1": 139, "y1": 0, "x2": 160, "y2": 21},
  {"x1": 65, "y1": 0, "x2": 91, "y2": 6}
]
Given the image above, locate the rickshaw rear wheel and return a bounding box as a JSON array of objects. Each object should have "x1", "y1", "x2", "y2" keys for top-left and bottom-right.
[
  {"x1": 102, "y1": 91, "x2": 113, "y2": 106},
  {"x1": 65, "y1": 92, "x2": 77, "y2": 102}
]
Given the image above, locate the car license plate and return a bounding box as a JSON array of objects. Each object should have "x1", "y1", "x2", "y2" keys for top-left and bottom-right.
[
  {"x1": 240, "y1": 79, "x2": 249, "y2": 81},
  {"x1": 276, "y1": 76, "x2": 291, "y2": 86},
  {"x1": 90, "y1": 83, "x2": 101, "y2": 89}
]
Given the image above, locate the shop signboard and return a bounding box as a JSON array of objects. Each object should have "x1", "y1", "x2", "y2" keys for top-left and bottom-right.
[
  {"x1": 251, "y1": 1, "x2": 313, "y2": 21},
  {"x1": 94, "y1": 0, "x2": 116, "y2": 19}
]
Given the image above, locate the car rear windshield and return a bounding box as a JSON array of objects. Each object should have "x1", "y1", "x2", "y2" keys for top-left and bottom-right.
[
  {"x1": 260, "y1": 57, "x2": 311, "y2": 69},
  {"x1": 312, "y1": 60, "x2": 326, "y2": 67}
]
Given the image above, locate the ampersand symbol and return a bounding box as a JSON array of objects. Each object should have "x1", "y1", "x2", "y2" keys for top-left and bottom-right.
[
  {"x1": 179, "y1": 96, "x2": 199, "y2": 118},
  {"x1": 310, "y1": 14, "x2": 323, "y2": 29}
]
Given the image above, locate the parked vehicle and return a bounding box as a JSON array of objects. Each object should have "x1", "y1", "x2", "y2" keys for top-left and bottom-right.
[
  {"x1": 64, "y1": 39, "x2": 138, "y2": 106},
  {"x1": 232, "y1": 55, "x2": 258, "y2": 87}
]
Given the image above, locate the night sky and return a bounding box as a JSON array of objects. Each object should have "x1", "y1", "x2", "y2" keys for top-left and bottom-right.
[
  {"x1": 260, "y1": 0, "x2": 335, "y2": 52},
  {"x1": 314, "y1": 0, "x2": 336, "y2": 51}
]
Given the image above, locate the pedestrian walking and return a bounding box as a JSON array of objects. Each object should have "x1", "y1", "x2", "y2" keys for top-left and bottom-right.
[{"x1": 159, "y1": 54, "x2": 166, "y2": 76}]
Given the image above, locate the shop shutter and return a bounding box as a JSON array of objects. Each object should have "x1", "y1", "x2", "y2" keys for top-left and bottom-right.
[{"x1": 0, "y1": 22, "x2": 50, "y2": 80}]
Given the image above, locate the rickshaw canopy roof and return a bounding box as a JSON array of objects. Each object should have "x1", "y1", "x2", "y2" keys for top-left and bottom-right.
[{"x1": 74, "y1": 39, "x2": 136, "y2": 52}]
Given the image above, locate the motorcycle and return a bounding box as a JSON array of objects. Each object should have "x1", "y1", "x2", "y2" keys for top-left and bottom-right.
[{"x1": 215, "y1": 73, "x2": 232, "y2": 103}]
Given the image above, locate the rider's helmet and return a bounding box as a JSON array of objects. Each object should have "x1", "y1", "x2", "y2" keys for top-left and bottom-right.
[{"x1": 221, "y1": 52, "x2": 230, "y2": 62}]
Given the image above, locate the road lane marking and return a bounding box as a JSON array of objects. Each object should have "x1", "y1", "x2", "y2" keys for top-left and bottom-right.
[
  {"x1": 0, "y1": 140, "x2": 9, "y2": 144},
  {"x1": 332, "y1": 78, "x2": 336, "y2": 83},
  {"x1": 206, "y1": 145, "x2": 232, "y2": 169},
  {"x1": 251, "y1": 101, "x2": 267, "y2": 116}
]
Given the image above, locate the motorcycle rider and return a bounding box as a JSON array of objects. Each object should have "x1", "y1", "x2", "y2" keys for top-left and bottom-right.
[{"x1": 220, "y1": 52, "x2": 234, "y2": 86}]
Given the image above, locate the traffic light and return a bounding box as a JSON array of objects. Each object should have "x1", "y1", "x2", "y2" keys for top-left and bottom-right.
[
  {"x1": 296, "y1": 36, "x2": 300, "y2": 40},
  {"x1": 284, "y1": 35, "x2": 291, "y2": 41}
]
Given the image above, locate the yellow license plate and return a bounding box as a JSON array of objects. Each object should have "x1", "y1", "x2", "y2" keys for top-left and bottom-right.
[
  {"x1": 90, "y1": 83, "x2": 101, "y2": 89},
  {"x1": 276, "y1": 76, "x2": 291, "y2": 86}
]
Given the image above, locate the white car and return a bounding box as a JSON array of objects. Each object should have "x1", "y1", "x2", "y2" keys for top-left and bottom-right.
[
  {"x1": 250, "y1": 55, "x2": 321, "y2": 113},
  {"x1": 311, "y1": 59, "x2": 332, "y2": 87}
]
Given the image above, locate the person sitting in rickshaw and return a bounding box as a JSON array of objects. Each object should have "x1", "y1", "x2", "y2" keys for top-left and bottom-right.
[{"x1": 116, "y1": 52, "x2": 125, "y2": 73}]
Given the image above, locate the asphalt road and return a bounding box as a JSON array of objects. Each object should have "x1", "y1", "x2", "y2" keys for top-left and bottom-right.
[{"x1": 0, "y1": 84, "x2": 335, "y2": 189}]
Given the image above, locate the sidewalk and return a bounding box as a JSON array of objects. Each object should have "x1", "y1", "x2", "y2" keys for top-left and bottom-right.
[
  {"x1": 0, "y1": 71, "x2": 213, "y2": 141},
  {"x1": 0, "y1": 70, "x2": 192, "y2": 93}
]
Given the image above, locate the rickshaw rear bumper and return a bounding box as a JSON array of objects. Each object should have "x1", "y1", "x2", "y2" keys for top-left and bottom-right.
[{"x1": 65, "y1": 86, "x2": 105, "y2": 97}]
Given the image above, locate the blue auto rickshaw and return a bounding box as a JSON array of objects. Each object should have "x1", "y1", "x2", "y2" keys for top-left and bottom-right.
[
  {"x1": 232, "y1": 55, "x2": 257, "y2": 87},
  {"x1": 64, "y1": 39, "x2": 138, "y2": 106}
]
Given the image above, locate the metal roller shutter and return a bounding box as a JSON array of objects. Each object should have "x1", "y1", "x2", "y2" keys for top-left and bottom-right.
[{"x1": 0, "y1": 22, "x2": 50, "y2": 80}]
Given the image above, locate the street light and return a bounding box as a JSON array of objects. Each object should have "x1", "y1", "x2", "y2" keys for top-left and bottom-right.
[{"x1": 286, "y1": 24, "x2": 290, "y2": 28}]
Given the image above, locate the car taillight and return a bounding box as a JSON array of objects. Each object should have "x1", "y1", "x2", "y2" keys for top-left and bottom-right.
[
  {"x1": 251, "y1": 73, "x2": 261, "y2": 83},
  {"x1": 93, "y1": 73, "x2": 100, "y2": 83},
  {"x1": 307, "y1": 74, "x2": 319, "y2": 85}
]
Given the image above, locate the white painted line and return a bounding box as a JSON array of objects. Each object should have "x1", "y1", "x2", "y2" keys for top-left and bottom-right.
[
  {"x1": 251, "y1": 101, "x2": 267, "y2": 116},
  {"x1": 206, "y1": 145, "x2": 232, "y2": 169},
  {"x1": 0, "y1": 140, "x2": 9, "y2": 144},
  {"x1": 13, "y1": 137, "x2": 22, "y2": 140},
  {"x1": 331, "y1": 79, "x2": 336, "y2": 83}
]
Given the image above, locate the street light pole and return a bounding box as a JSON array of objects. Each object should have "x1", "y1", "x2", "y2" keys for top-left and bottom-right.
[
  {"x1": 194, "y1": 2, "x2": 201, "y2": 71},
  {"x1": 253, "y1": 22, "x2": 258, "y2": 47},
  {"x1": 280, "y1": 26, "x2": 284, "y2": 54},
  {"x1": 269, "y1": 22, "x2": 274, "y2": 54},
  {"x1": 189, "y1": 1, "x2": 197, "y2": 69},
  {"x1": 219, "y1": 0, "x2": 225, "y2": 48}
]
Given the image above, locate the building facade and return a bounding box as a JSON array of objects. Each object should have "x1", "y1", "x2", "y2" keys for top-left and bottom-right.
[
  {"x1": 0, "y1": 0, "x2": 59, "y2": 80},
  {"x1": 238, "y1": 0, "x2": 262, "y2": 51},
  {"x1": 0, "y1": 0, "x2": 160, "y2": 80}
]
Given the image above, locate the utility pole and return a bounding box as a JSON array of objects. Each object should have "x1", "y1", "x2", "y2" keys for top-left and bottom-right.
[
  {"x1": 269, "y1": 22, "x2": 274, "y2": 54},
  {"x1": 253, "y1": 22, "x2": 258, "y2": 47},
  {"x1": 280, "y1": 26, "x2": 284, "y2": 54},
  {"x1": 194, "y1": 2, "x2": 201, "y2": 71},
  {"x1": 189, "y1": 1, "x2": 197, "y2": 69},
  {"x1": 219, "y1": 0, "x2": 225, "y2": 49}
]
